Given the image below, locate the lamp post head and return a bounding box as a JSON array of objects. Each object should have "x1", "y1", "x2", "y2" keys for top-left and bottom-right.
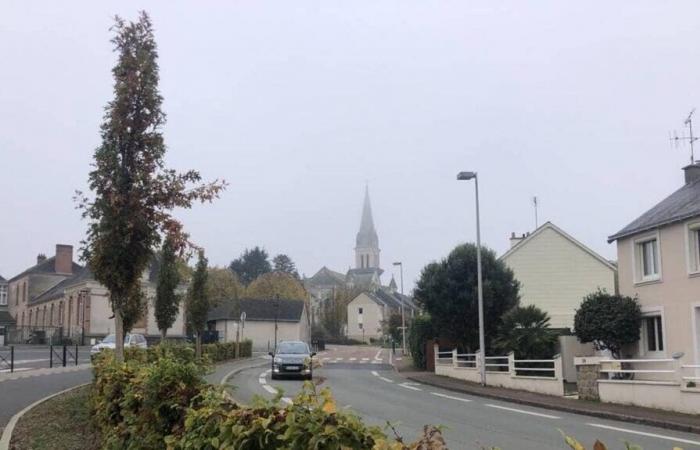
[
  {"x1": 457, "y1": 171, "x2": 477, "y2": 181},
  {"x1": 392, "y1": 262, "x2": 402, "y2": 267}
]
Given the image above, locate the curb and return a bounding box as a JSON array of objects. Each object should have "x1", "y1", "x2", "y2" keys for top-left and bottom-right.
[
  {"x1": 0, "y1": 382, "x2": 91, "y2": 450},
  {"x1": 403, "y1": 374, "x2": 700, "y2": 435},
  {"x1": 219, "y1": 358, "x2": 270, "y2": 405}
]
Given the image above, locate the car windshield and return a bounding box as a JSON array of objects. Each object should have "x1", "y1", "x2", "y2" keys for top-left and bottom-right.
[
  {"x1": 101, "y1": 334, "x2": 131, "y2": 344},
  {"x1": 277, "y1": 342, "x2": 308, "y2": 354}
]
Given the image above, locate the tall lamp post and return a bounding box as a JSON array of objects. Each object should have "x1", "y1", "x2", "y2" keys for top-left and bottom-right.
[
  {"x1": 274, "y1": 294, "x2": 280, "y2": 352},
  {"x1": 392, "y1": 261, "x2": 406, "y2": 355},
  {"x1": 457, "y1": 171, "x2": 486, "y2": 386}
]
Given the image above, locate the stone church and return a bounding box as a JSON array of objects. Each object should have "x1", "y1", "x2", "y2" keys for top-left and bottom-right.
[{"x1": 304, "y1": 187, "x2": 401, "y2": 317}]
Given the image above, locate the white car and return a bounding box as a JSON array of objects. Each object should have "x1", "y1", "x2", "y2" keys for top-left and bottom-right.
[{"x1": 90, "y1": 333, "x2": 148, "y2": 355}]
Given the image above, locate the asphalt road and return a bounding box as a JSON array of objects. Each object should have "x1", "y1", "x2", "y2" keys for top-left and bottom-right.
[
  {"x1": 0, "y1": 346, "x2": 92, "y2": 373},
  {"x1": 228, "y1": 352, "x2": 700, "y2": 449}
]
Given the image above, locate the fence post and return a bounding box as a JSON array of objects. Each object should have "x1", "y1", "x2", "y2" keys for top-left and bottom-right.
[
  {"x1": 50, "y1": 345, "x2": 53, "y2": 368},
  {"x1": 452, "y1": 348, "x2": 458, "y2": 368},
  {"x1": 553, "y1": 354, "x2": 562, "y2": 380},
  {"x1": 62, "y1": 345, "x2": 67, "y2": 367},
  {"x1": 508, "y1": 351, "x2": 515, "y2": 377},
  {"x1": 475, "y1": 349, "x2": 482, "y2": 372},
  {"x1": 10, "y1": 346, "x2": 14, "y2": 373},
  {"x1": 433, "y1": 343, "x2": 439, "y2": 368},
  {"x1": 75, "y1": 344, "x2": 79, "y2": 366}
]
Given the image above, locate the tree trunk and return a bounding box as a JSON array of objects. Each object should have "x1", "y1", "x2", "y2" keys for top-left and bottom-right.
[
  {"x1": 160, "y1": 328, "x2": 167, "y2": 343},
  {"x1": 114, "y1": 308, "x2": 125, "y2": 363},
  {"x1": 195, "y1": 333, "x2": 202, "y2": 359}
]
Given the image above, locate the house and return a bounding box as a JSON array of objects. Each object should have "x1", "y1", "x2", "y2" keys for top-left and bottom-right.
[
  {"x1": 6, "y1": 244, "x2": 186, "y2": 344},
  {"x1": 0, "y1": 274, "x2": 11, "y2": 343},
  {"x1": 346, "y1": 289, "x2": 417, "y2": 342},
  {"x1": 500, "y1": 222, "x2": 617, "y2": 330},
  {"x1": 207, "y1": 298, "x2": 310, "y2": 351},
  {"x1": 608, "y1": 162, "x2": 700, "y2": 365}
]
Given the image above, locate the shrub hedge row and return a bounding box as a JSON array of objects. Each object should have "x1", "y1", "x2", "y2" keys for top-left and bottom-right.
[
  {"x1": 202, "y1": 340, "x2": 252, "y2": 362},
  {"x1": 90, "y1": 346, "x2": 447, "y2": 449}
]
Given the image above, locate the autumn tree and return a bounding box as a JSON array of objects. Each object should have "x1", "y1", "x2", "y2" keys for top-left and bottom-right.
[
  {"x1": 246, "y1": 271, "x2": 307, "y2": 300},
  {"x1": 77, "y1": 13, "x2": 225, "y2": 361},
  {"x1": 206, "y1": 267, "x2": 243, "y2": 307},
  {"x1": 320, "y1": 286, "x2": 360, "y2": 339},
  {"x1": 186, "y1": 251, "x2": 210, "y2": 358},
  {"x1": 229, "y1": 247, "x2": 271, "y2": 285},
  {"x1": 272, "y1": 254, "x2": 299, "y2": 279},
  {"x1": 155, "y1": 234, "x2": 182, "y2": 340}
]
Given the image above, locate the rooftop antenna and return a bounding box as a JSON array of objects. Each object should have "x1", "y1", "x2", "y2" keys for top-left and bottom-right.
[
  {"x1": 532, "y1": 196, "x2": 539, "y2": 229},
  {"x1": 670, "y1": 109, "x2": 698, "y2": 164}
]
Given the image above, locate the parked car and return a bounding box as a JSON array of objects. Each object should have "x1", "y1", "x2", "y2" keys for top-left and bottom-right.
[
  {"x1": 90, "y1": 333, "x2": 148, "y2": 356},
  {"x1": 269, "y1": 340, "x2": 316, "y2": 380}
]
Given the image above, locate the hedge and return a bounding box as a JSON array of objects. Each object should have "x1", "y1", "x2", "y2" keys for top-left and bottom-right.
[
  {"x1": 90, "y1": 346, "x2": 446, "y2": 449},
  {"x1": 407, "y1": 315, "x2": 434, "y2": 370},
  {"x1": 202, "y1": 340, "x2": 252, "y2": 362}
]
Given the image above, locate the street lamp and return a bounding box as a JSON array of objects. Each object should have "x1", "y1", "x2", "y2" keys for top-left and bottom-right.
[
  {"x1": 274, "y1": 294, "x2": 280, "y2": 352},
  {"x1": 392, "y1": 261, "x2": 406, "y2": 355},
  {"x1": 457, "y1": 171, "x2": 486, "y2": 386}
]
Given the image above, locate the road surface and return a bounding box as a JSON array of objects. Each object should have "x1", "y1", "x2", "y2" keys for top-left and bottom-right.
[
  {"x1": 0, "y1": 346, "x2": 92, "y2": 373},
  {"x1": 228, "y1": 346, "x2": 700, "y2": 449}
]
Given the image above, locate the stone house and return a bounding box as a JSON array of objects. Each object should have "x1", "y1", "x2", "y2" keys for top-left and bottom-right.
[{"x1": 346, "y1": 289, "x2": 416, "y2": 342}]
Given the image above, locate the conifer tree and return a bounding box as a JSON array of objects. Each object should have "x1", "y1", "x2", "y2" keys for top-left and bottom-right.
[
  {"x1": 187, "y1": 251, "x2": 210, "y2": 358},
  {"x1": 155, "y1": 234, "x2": 182, "y2": 340}
]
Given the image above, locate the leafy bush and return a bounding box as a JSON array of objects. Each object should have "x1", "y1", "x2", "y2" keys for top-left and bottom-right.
[
  {"x1": 202, "y1": 340, "x2": 252, "y2": 362},
  {"x1": 494, "y1": 305, "x2": 557, "y2": 359},
  {"x1": 408, "y1": 315, "x2": 434, "y2": 370},
  {"x1": 91, "y1": 347, "x2": 447, "y2": 449},
  {"x1": 574, "y1": 290, "x2": 641, "y2": 358},
  {"x1": 325, "y1": 337, "x2": 366, "y2": 346}
]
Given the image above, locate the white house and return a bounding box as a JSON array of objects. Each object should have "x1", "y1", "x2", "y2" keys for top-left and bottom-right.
[
  {"x1": 207, "y1": 298, "x2": 310, "y2": 352},
  {"x1": 347, "y1": 289, "x2": 416, "y2": 342},
  {"x1": 500, "y1": 222, "x2": 617, "y2": 330}
]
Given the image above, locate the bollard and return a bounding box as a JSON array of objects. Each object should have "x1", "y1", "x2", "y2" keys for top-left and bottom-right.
[
  {"x1": 62, "y1": 345, "x2": 67, "y2": 367},
  {"x1": 50, "y1": 344, "x2": 54, "y2": 368},
  {"x1": 10, "y1": 346, "x2": 14, "y2": 373},
  {"x1": 75, "y1": 344, "x2": 79, "y2": 366}
]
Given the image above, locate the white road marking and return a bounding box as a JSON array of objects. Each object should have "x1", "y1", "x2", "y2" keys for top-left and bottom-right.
[
  {"x1": 399, "y1": 382, "x2": 422, "y2": 391},
  {"x1": 360, "y1": 360, "x2": 367, "y2": 364},
  {"x1": 484, "y1": 404, "x2": 560, "y2": 419},
  {"x1": 374, "y1": 349, "x2": 382, "y2": 361},
  {"x1": 431, "y1": 392, "x2": 472, "y2": 403},
  {"x1": 349, "y1": 357, "x2": 357, "y2": 361},
  {"x1": 379, "y1": 377, "x2": 394, "y2": 383},
  {"x1": 371, "y1": 371, "x2": 379, "y2": 376},
  {"x1": 282, "y1": 397, "x2": 292, "y2": 404},
  {"x1": 0, "y1": 368, "x2": 33, "y2": 374},
  {"x1": 361, "y1": 357, "x2": 370, "y2": 361},
  {"x1": 258, "y1": 378, "x2": 267, "y2": 385},
  {"x1": 395, "y1": 357, "x2": 403, "y2": 361},
  {"x1": 587, "y1": 423, "x2": 700, "y2": 446},
  {"x1": 262, "y1": 385, "x2": 277, "y2": 394},
  {"x1": 371, "y1": 360, "x2": 381, "y2": 364}
]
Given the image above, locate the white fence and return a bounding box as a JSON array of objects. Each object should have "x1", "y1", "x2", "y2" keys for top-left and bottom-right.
[
  {"x1": 433, "y1": 345, "x2": 565, "y2": 397},
  {"x1": 576, "y1": 357, "x2": 700, "y2": 415}
]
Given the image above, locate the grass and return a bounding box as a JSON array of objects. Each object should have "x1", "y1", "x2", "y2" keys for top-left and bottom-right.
[{"x1": 10, "y1": 385, "x2": 100, "y2": 450}]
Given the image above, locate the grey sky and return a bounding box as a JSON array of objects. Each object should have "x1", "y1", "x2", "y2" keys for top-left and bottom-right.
[{"x1": 2, "y1": 1, "x2": 699, "y2": 291}]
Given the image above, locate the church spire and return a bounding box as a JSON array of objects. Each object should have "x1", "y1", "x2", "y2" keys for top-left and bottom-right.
[{"x1": 355, "y1": 186, "x2": 380, "y2": 269}]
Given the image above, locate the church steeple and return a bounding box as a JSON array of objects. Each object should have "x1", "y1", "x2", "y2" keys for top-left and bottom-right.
[{"x1": 355, "y1": 186, "x2": 380, "y2": 270}]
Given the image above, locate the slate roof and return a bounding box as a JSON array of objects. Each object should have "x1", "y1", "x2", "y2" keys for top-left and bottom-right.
[
  {"x1": 207, "y1": 298, "x2": 305, "y2": 323},
  {"x1": 0, "y1": 311, "x2": 16, "y2": 325},
  {"x1": 0, "y1": 275, "x2": 6, "y2": 283},
  {"x1": 305, "y1": 267, "x2": 346, "y2": 287},
  {"x1": 8, "y1": 257, "x2": 83, "y2": 283},
  {"x1": 608, "y1": 177, "x2": 700, "y2": 242},
  {"x1": 31, "y1": 267, "x2": 95, "y2": 304},
  {"x1": 362, "y1": 290, "x2": 416, "y2": 312}
]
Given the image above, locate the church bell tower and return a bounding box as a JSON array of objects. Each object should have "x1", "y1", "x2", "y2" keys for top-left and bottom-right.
[{"x1": 355, "y1": 186, "x2": 381, "y2": 270}]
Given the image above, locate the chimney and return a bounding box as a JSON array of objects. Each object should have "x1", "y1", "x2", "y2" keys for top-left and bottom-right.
[
  {"x1": 509, "y1": 232, "x2": 525, "y2": 248},
  {"x1": 36, "y1": 254, "x2": 47, "y2": 264},
  {"x1": 55, "y1": 244, "x2": 73, "y2": 274},
  {"x1": 683, "y1": 163, "x2": 700, "y2": 185}
]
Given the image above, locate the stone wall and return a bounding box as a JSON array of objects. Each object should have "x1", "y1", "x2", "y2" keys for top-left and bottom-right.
[{"x1": 576, "y1": 363, "x2": 600, "y2": 400}]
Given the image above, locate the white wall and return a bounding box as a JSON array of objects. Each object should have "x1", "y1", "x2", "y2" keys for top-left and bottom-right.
[
  {"x1": 347, "y1": 293, "x2": 384, "y2": 341},
  {"x1": 215, "y1": 319, "x2": 307, "y2": 351},
  {"x1": 598, "y1": 380, "x2": 700, "y2": 415},
  {"x1": 503, "y1": 226, "x2": 616, "y2": 329},
  {"x1": 435, "y1": 363, "x2": 565, "y2": 397}
]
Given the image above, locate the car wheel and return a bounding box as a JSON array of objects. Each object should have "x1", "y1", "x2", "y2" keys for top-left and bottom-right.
[{"x1": 271, "y1": 373, "x2": 278, "y2": 380}]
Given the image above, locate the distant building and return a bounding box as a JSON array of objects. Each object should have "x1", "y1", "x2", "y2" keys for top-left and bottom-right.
[
  {"x1": 305, "y1": 187, "x2": 409, "y2": 325},
  {"x1": 6, "y1": 244, "x2": 186, "y2": 343},
  {"x1": 500, "y1": 222, "x2": 617, "y2": 330},
  {"x1": 0, "y1": 274, "x2": 12, "y2": 337},
  {"x1": 346, "y1": 289, "x2": 417, "y2": 342},
  {"x1": 207, "y1": 298, "x2": 309, "y2": 351}
]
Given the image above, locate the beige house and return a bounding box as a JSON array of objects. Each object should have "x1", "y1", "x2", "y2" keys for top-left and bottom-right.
[
  {"x1": 7, "y1": 244, "x2": 186, "y2": 344},
  {"x1": 608, "y1": 162, "x2": 700, "y2": 365},
  {"x1": 500, "y1": 222, "x2": 617, "y2": 330},
  {"x1": 207, "y1": 298, "x2": 309, "y2": 351},
  {"x1": 347, "y1": 289, "x2": 416, "y2": 342}
]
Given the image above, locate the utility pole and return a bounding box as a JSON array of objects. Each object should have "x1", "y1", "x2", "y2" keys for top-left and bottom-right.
[
  {"x1": 392, "y1": 261, "x2": 406, "y2": 355},
  {"x1": 274, "y1": 294, "x2": 280, "y2": 352}
]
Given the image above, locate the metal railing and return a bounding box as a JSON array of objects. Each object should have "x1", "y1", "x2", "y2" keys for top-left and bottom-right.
[
  {"x1": 0, "y1": 346, "x2": 14, "y2": 373},
  {"x1": 455, "y1": 352, "x2": 477, "y2": 368},
  {"x1": 435, "y1": 350, "x2": 453, "y2": 366},
  {"x1": 513, "y1": 358, "x2": 556, "y2": 377},
  {"x1": 484, "y1": 355, "x2": 509, "y2": 372},
  {"x1": 599, "y1": 358, "x2": 675, "y2": 375},
  {"x1": 49, "y1": 345, "x2": 80, "y2": 368}
]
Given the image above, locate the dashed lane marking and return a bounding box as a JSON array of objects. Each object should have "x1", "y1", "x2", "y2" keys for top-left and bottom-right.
[
  {"x1": 361, "y1": 358, "x2": 369, "y2": 361},
  {"x1": 349, "y1": 358, "x2": 357, "y2": 361},
  {"x1": 431, "y1": 392, "x2": 472, "y2": 403},
  {"x1": 587, "y1": 423, "x2": 700, "y2": 446},
  {"x1": 374, "y1": 349, "x2": 382, "y2": 361},
  {"x1": 281, "y1": 397, "x2": 292, "y2": 404},
  {"x1": 262, "y1": 385, "x2": 277, "y2": 394},
  {"x1": 484, "y1": 404, "x2": 560, "y2": 419},
  {"x1": 371, "y1": 371, "x2": 379, "y2": 376},
  {"x1": 399, "y1": 382, "x2": 422, "y2": 391},
  {"x1": 379, "y1": 377, "x2": 393, "y2": 383}
]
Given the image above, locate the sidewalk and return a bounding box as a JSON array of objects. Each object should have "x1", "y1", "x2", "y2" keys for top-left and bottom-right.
[{"x1": 393, "y1": 357, "x2": 700, "y2": 434}]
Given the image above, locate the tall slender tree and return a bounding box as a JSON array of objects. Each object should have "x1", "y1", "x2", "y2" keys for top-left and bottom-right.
[
  {"x1": 229, "y1": 247, "x2": 271, "y2": 285},
  {"x1": 76, "y1": 12, "x2": 225, "y2": 361},
  {"x1": 155, "y1": 234, "x2": 182, "y2": 340},
  {"x1": 272, "y1": 254, "x2": 299, "y2": 279},
  {"x1": 186, "y1": 250, "x2": 210, "y2": 358}
]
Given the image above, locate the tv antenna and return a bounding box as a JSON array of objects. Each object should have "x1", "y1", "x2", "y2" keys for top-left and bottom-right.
[
  {"x1": 670, "y1": 109, "x2": 698, "y2": 164},
  {"x1": 532, "y1": 196, "x2": 539, "y2": 229}
]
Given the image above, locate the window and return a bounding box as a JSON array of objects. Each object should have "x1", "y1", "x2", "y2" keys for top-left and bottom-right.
[
  {"x1": 0, "y1": 285, "x2": 6, "y2": 306},
  {"x1": 644, "y1": 316, "x2": 664, "y2": 352},
  {"x1": 358, "y1": 307, "x2": 363, "y2": 314},
  {"x1": 635, "y1": 236, "x2": 660, "y2": 281},
  {"x1": 688, "y1": 223, "x2": 700, "y2": 274},
  {"x1": 358, "y1": 323, "x2": 363, "y2": 330}
]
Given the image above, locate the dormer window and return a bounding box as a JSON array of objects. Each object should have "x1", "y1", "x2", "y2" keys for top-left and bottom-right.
[{"x1": 634, "y1": 235, "x2": 660, "y2": 282}]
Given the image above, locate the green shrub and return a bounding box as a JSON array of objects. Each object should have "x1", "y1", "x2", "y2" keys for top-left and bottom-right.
[
  {"x1": 408, "y1": 315, "x2": 434, "y2": 370},
  {"x1": 201, "y1": 340, "x2": 252, "y2": 362}
]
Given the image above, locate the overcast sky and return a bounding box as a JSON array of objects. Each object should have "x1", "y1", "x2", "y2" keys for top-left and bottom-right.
[{"x1": 2, "y1": 1, "x2": 700, "y2": 291}]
